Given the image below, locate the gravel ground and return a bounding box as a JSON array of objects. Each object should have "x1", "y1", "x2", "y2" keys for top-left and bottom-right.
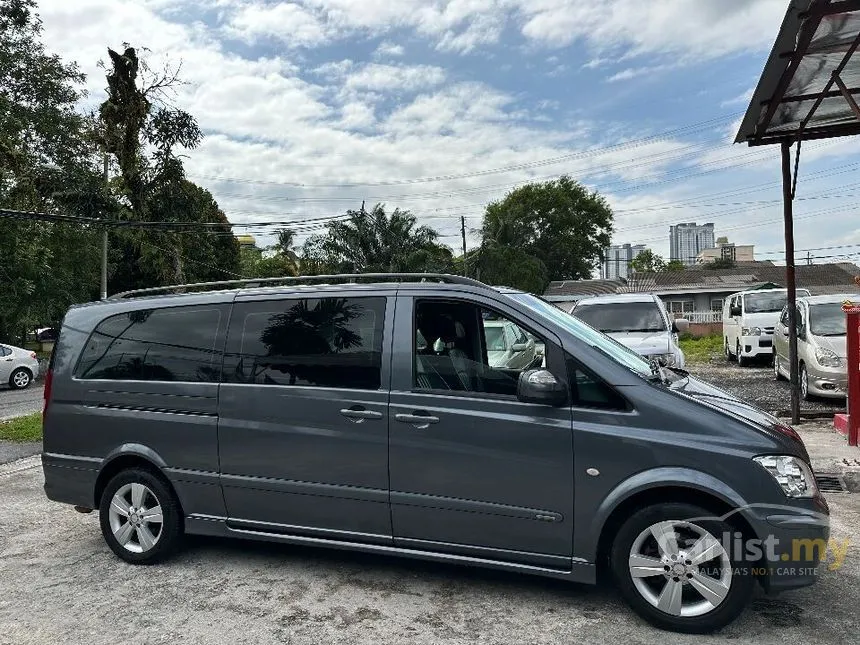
[
  {"x1": 1, "y1": 447, "x2": 859, "y2": 644},
  {"x1": 687, "y1": 359, "x2": 845, "y2": 416},
  {"x1": 0, "y1": 384, "x2": 44, "y2": 422}
]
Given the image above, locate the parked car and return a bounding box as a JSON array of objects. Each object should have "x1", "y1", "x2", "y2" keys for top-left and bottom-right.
[
  {"x1": 482, "y1": 318, "x2": 539, "y2": 370},
  {"x1": 569, "y1": 293, "x2": 688, "y2": 367},
  {"x1": 723, "y1": 288, "x2": 810, "y2": 366},
  {"x1": 774, "y1": 294, "x2": 851, "y2": 399},
  {"x1": 0, "y1": 343, "x2": 40, "y2": 389},
  {"x1": 43, "y1": 274, "x2": 828, "y2": 633}
]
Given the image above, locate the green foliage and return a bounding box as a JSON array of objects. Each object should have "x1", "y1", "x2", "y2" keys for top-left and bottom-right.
[
  {"x1": 472, "y1": 245, "x2": 548, "y2": 294},
  {"x1": 704, "y1": 258, "x2": 737, "y2": 269},
  {"x1": 481, "y1": 175, "x2": 612, "y2": 286},
  {"x1": 665, "y1": 259, "x2": 686, "y2": 272},
  {"x1": 0, "y1": 413, "x2": 43, "y2": 442},
  {"x1": 630, "y1": 249, "x2": 666, "y2": 273},
  {"x1": 303, "y1": 204, "x2": 453, "y2": 275},
  {"x1": 678, "y1": 334, "x2": 723, "y2": 363}
]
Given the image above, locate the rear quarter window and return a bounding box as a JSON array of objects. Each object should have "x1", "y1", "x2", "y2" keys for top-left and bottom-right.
[{"x1": 75, "y1": 306, "x2": 224, "y2": 382}]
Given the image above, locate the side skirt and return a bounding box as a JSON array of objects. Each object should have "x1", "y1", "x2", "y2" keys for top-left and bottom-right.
[{"x1": 185, "y1": 514, "x2": 596, "y2": 584}]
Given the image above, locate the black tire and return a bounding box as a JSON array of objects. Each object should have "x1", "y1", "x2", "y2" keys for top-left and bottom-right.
[
  {"x1": 800, "y1": 364, "x2": 812, "y2": 401},
  {"x1": 736, "y1": 342, "x2": 748, "y2": 367},
  {"x1": 724, "y1": 339, "x2": 734, "y2": 362},
  {"x1": 610, "y1": 502, "x2": 754, "y2": 633},
  {"x1": 773, "y1": 355, "x2": 786, "y2": 381},
  {"x1": 98, "y1": 468, "x2": 183, "y2": 564},
  {"x1": 8, "y1": 367, "x2": 32, "y2": 389}
]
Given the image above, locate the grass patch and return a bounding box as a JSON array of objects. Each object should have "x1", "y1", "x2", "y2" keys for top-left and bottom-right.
[
  {"x1": 679, "y1": 334, "x2": 724, "y2": 364},
  {"x1": 0, "y1": 413, "x2": 43, "y2": 442}
]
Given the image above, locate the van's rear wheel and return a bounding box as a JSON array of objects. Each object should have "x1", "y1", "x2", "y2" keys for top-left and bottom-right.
[
  {"x1": 610, "y1": 503, "x2": 753, "y2": 633},
  {"x1": 98, "y1": 468, "x2": 182, "y2": 564}
]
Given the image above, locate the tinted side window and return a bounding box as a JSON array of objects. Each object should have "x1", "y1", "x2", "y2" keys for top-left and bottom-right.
[
  {"x1": 76, "y1": 306, "x2": 224, "y2": 382},
  {"x1": 566, "y1": 356, "x2": 627, "y2": 410},
  {"x1": 224, "y1": 297, "x2": 385, "y2": 390},
  {"x1": 0, "y1": 346, "x2": 10, "y2": 357}
]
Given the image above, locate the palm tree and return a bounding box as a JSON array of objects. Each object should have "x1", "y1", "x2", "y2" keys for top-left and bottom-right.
[{"x1": 320, "y1": 204, "x2": 452, "y2": 273}]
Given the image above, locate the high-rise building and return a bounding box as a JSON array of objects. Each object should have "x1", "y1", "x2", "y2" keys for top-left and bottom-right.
[
  {"x1": 602, "y1": 243, "x2": 648, "y2": 279},
  {"x1": 669, "y1": 223, "x2": 715, "y2": 266}
]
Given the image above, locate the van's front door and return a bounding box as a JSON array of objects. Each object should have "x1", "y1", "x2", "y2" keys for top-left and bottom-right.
[
  {"x1": 217, "y1": 292, "x2": 393, "y2": 543},
  {"x1": 388, "y1": 293, "x2": 574, "y2": 569}
]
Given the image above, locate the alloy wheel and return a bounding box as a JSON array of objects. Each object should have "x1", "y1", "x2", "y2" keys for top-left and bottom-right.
[
  {"x1": 628, "y1": 520, "x2": 733, "y2": 618},
  {"x1": 108, "y1": 483, "x2": 164, "y2": 554},
  {"x1": 12, "y1": 370, "x2": 30, "y2": 388},
  {"x1": 801, "y1": 366, "x2": 809, "y2": 399}
]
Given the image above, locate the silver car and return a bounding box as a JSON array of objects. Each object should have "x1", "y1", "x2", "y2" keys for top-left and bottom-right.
[
  {"x1": 482, "y1": 319, "x2": 538, "y2": 369},
  {"x1": 0, "y1": 343, "x2": 40, "y2": 389},
  {"x1": 774, "y1": 294, "x2": 851, "y2": 399}
]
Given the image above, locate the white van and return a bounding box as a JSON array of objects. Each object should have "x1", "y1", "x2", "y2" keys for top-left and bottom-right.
[
  {"x1": 570, "y1": 293, "x2": 688, "y2": 367},
  {"x1": 723, "y1": 288, "x2": 810, "y2": 366}
]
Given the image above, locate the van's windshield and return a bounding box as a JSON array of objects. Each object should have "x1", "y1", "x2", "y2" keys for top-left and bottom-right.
[
  {"x1": 508, "y1": 293, "x2": 653, "y2": 378},
  {"x1": 743, "y1": 290, "x2": 810, "y2": 314},
  {"x1": 809, "y1": 303, "x2": 847, "y2": 336},
  {"x1": 571, "y1": 301, "x2": 666, "y2": 333}
]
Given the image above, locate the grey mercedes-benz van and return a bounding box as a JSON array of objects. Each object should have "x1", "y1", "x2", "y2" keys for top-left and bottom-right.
[{"x1": 42, "y1": 274, "x2": 829, "y2": 633}]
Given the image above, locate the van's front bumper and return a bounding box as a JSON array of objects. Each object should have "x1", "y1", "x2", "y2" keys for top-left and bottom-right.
[
  {"x1": 746, "y1": 495, "x2": 831, "y2": 593},
  {"x1": 740, "y1": 334, "x2": 774, "y2": 358},
  {"x1": 807, "y1": 363, "x2": 848, "y2": 399}
]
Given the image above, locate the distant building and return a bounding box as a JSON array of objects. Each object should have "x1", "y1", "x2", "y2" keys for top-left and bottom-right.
[
  {"x1": 697, "y1": 239, "x2": 755, "y2": 264},
  {"x1": 669, "y1": 223, "x2": 715, "y2": 266},
  {"x1": 235, "y1": 234, "x2": 257, "y2": 249},
  {"x1": 602, "y1": 243, "x2": 648, "y2": 279}
]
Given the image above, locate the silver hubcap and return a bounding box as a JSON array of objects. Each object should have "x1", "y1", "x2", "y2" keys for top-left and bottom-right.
[
  {"x1": 629, "y1": 520, "x2": 732, "y2": 617},
  {"x1": 13, "y1": 371, "x2": 29, "y2": 387},
  {"x1": 108, "y1": 483, "x2": 163, "y2": 554},
  {"x1": 801, "y1": 369, "x2": 808, "y2": 397}
]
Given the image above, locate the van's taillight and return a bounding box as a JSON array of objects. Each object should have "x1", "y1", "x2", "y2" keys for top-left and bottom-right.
[{"x1": 42, "y1": 369, "x2": 53, "y2": 420}]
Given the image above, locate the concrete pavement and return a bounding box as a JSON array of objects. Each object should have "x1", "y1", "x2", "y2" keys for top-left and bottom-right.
[{"x1": 0, "y1": 384, "x2": 44, "y2": 421}]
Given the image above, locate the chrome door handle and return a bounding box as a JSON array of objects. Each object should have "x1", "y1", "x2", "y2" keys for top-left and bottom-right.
[
  {"x1": 395, "y1": 413, "x2": 440, "y2": 426},
  {"x1": 339, "y1": 408, "x2": 383, "y2": 421}
]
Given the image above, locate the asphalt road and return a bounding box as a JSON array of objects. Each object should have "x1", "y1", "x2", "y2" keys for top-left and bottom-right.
[
  {"x1": 0, "y1": 384, "x2": 44, "y2": 421},
  {"x1": 0, "y1": 455, "x2": 858, "y2": 645}
]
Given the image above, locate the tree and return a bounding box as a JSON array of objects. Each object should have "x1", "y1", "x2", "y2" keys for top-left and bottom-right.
[
  {"x1": 630, "y1": 249, "x2": 666, "y2": 273},
  {"x1": 481, "y1": 175, "x2": 613, "y2": 283},
  {"x1": 665, "y1": 259, "x2": 686, "y2": 272},
  {"x1": 240, "y1": 228, "x2": 300, "y2": 279},
  {"x1": 0, "y1": 0, "x2": 102, "y2": 341},
  {"x1": 303, "y1": 204, "x2": 453, "y2": 274},
  {"x1": 97, "y1": 45, "x2": 202, "y2": 284},
  {"x1": 704, "y1": 258, "x2": 737, "y2": 269},
  {"x1": 472, "y1": 245, "x2": 548, "y2": 294}
]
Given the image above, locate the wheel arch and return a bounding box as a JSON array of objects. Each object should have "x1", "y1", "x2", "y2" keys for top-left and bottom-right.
[
  {"x1": 590, "y1": 468, "x2": 757, "y2": 573},
  {"x1": 94, "y1": 445, "x2": 178, "y2": 512}
]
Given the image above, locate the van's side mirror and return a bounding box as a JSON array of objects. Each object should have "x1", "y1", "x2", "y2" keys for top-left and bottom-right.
[
  {"x1": 672, "y1": 318, "x2": 689, "y2": 333},
  {"x1": 511, "y1": 342, "x2": 527, "y2": 352},
  {"x1": 730, "y1": 305, "x2": 742, "y2": 317},
  {"x1": 517, "y1": 370, "x2": 568, "y2": 406}
]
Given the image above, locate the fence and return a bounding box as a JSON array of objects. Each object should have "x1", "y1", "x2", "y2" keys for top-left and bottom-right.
[{"x1": 678, "y1": 311, "x2": 723, "y2": 324}]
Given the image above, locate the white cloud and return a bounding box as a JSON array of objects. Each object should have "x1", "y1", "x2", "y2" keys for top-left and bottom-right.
[
  {"x1": 343, "y1": 63, "x2": 447, "y2": 92},
  {"x1": 226, "y1": 2, "x2": 329, "y2": 47},
  {"x1": 373, "y1": 41, "x2": 405, "y2": 58}
]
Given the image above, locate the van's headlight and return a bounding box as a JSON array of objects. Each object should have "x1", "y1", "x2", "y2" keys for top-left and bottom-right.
[
  {"x1": 654, "y1": 353, "x2": 676, "y2": 366},
  {"x1": 754, "y1": 455, "x2": 818, "y2": 497},
  {"x1": 815, "y1": 347, "x2": 841, "y2": 367},
  {"x1": 742, "y1": 326, "x2": 762, "y2": 336}
]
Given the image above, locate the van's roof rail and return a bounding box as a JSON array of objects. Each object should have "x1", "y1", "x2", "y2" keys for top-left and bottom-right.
[{"x1": 109, "y1": 273, "x2": 490, "y2": 300}]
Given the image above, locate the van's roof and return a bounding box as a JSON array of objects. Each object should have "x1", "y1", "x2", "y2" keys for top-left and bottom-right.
[
  {"x1": 799, "y1": 293, "x2": 858, "y2": 305},
  {"x1": 70, "y1": 276, "x2": 526, "y2": 312},
  {"x1": 573, "y1": 293, "x2": 657, "y2": 305}
]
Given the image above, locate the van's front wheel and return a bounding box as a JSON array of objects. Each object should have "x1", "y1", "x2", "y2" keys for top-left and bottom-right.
[
  {"x1": 98, "y1": 468, "x2": 183, "y2": 564},
  {"x1": 610, "y1": 503, "x2": 754, "y2": 633}
]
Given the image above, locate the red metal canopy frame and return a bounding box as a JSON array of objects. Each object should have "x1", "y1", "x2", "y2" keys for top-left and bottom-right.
[{"x1": 737, "y1": 0, "x2": 860, "y2": 424}]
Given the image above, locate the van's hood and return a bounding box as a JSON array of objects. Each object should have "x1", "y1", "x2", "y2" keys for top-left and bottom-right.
[
  {"x1": 741, "y1": 311, "x2": 781, "y2": 328},
  {"x1": 813, "y1": 334, "x2": 847, "y2": 358},
  {"x1": 604, "y1": 331, "x2": 670, "y2": 355},
  {"x1": 670, "y1": 375, "x2": 810, "y2": 461}
]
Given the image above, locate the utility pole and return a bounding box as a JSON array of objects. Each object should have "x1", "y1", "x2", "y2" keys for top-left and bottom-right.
[
  {"x1": 101, "y1": 153, "x2": 109, "y2": 300},
  {"x1": 781, "y1": 141, "x2": 800, "y2": 424},
  {"x1": 460, "y1": 215, "x2": 468, "y2": 277}
]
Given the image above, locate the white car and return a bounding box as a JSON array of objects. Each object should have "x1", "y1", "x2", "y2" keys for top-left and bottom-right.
[
  {"x1": 0, "y1": 343, "x2": 40, "y2": 389},
  {"x1": 482, "y1": 320, "x2": 539, "y2": 370},
  {"x1": 570, "y1": 294, "x2": 688, "y2": 367},
  {"x1": 723, "y1": 288, "x2": 810, "y2": 366}
]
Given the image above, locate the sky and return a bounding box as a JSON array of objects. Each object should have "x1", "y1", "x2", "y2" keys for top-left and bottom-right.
[{"x1": 35, "y1": 0, "x2": 860, "y2": 270}]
